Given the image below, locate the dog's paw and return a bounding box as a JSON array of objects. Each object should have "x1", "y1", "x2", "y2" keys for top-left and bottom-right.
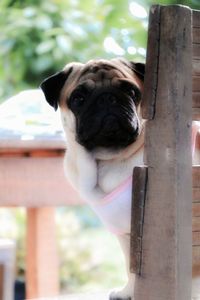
[{"x1": 109, "y1": 289, "x2": 132, "y2": 300}]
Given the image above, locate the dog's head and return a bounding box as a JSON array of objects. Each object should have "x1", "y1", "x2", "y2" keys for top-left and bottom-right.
[{"x1": 40, "y1": 58, "x2": 145, "y2": 154}]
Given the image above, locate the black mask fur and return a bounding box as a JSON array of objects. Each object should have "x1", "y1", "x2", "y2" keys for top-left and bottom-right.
[{"x1": 40, "y1": 60, "x2": 145, "y2": 150}]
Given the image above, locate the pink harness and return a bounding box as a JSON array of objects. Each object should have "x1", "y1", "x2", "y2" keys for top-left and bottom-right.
[
  {"x1": 90, "y1": 176, "x2": 133, "y2": 235},
  {"x1": 89, "y1": 123, "x2": 200, "y2": 235}
]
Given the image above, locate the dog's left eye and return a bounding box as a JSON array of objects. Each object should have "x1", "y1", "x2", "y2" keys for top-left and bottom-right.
[
  {"x1": 126, "y1": 89, "x2": 138, "y2": 103},
  {"x1": 127, "y1": 89, "x2": 136, "y2": 99},
  {"x1": 119, "y1": 80, "x2": 141, "y2": 104}
]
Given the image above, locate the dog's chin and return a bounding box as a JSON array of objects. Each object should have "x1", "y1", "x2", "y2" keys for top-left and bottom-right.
[
  {"x1": 91, "y1": 137, "x2": 140, "y2": 160},
  {"x1": 81, "y1": 137, "x2": 135, "y2": 151},
  {"x1": 91, "y1": 147, "x2": 125, "y2": 160},
  {"x1": 77, "y1": 133, "x2": 138, "y2": 160}
]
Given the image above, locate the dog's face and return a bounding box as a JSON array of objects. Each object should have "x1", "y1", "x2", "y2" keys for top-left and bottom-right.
[{"x1": 41, "y1": 58, "x2": 145, "y2": 155}]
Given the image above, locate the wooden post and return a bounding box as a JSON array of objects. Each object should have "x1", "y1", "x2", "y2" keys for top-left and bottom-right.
[
  {"x1": 26, "y1": 208, "x2": 59, "y2": 299},
  {"x1": 192, "y1": 10, "x2": 200, "y2": 121},
  {"x1": 133, "y1": 5, "x2": 193, "y2": 300},
  {"x1": 130, "y1": 167, "x2": 148, "y2": 275}
]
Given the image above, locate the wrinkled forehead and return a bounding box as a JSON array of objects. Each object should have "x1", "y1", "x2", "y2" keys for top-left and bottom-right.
[
  {"x1": 78, "y1": 60, "x2": 129, "y2": 82},
  {"x1": 60, "y1": 59, "x2": 140, "y2": 107}
]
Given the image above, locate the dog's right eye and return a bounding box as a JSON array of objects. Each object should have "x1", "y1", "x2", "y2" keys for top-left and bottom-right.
[
  {"x1": 69, "y1": 92, "x2": 85, "y2": 109},
  {"x1": 72, "y1": 95, "x2": 85, "y2": 104}
]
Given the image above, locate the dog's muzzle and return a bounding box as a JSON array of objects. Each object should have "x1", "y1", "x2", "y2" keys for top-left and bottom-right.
[{"x1": 76, "y1": 87, "x2": 139, "y2": 150}]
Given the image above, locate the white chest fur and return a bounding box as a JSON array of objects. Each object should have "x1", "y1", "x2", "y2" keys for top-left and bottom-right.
[
  {"x1": 64, "y1": 139, "x2": 144, "y2": 202},
  {"x1": 97, "y1": 148, "x2": 144, "y2": 194}
]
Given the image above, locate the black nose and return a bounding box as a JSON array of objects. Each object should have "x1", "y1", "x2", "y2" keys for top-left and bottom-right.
[
  {"x1": 96, "y1": 92, "x2": 118, "y2": 107},
  {"x1": 102, "y1": 116, "x2": 120, "y2": 136}
]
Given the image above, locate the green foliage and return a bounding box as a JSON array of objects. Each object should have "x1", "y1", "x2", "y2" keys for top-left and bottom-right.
[
  {"x1": 0, "y1": 0, "x2": 199, "y2": 102},
  {"x1": 0, "y1": 0, "x2": 147, "y2": 101},
  {"x1": 57, "y1": 206, "x2": 127, "y2": 292}
]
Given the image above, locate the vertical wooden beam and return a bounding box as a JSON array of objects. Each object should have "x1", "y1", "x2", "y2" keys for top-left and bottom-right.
[
  {"x1": 26, "y1": 208, "x2": 59, "y2": 299},
  {"x1": 192, "y1": 128, "x2": 200, "y2": 279},
  {"x1": 192, "y1": 10, "x2": 200, "y2": 122},
  {"x1": 130, "y1": 167, "x2": 148, "y2": 275},
  {"x1": 141, "y1": 5, "x2": 161, "y2": 120},
  {"x1": 133, "y1": 5, "x2": 193, "y2": 300}
]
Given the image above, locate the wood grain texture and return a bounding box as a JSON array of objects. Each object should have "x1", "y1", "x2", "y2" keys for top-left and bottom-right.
[
  {"x1": 193, "y1": 187, "x2": 200, "y2": 202},
  {"x1": 192, "y1": 164, "x2": 200, "y2": 276},
  {"x1": 141, "y1": 5, "x2": 161, "y2": 120},
  {"x1": 134, "y1": 5, "x2": 192, "y2": 300},
  {"x1": 192, "y1": 108, "x2": 200, "y2": 121},
  {"x1": 193, "y1": 60, "x2": 200, "y2": 76},
  {"x1": 193, "y1": 92, "x2": 200, "y2": 108},
  {"x1": 193, "y1": 217, "x2": 200, "y2": 232},
  {"x1": 193, "y1": 27, "x2": 200, "y2": 44},
  {"x1": 193, "y1": 77, "x2": 200, "y2": 92},
  {"x1": 193, "y1": 203, "x2": 200, "y2": 217},
  {"x1": 130, "y1": 167, "x2": 148, "y2": 274},
  {"x1": 193, "y1": 10, "x2": 200, "y2": 28},
  {"x1": 193, "y1": 44, "x2": 200, "y2": 59},
  {"x1": 193, "y1": 166, "x2": 200, "y2": 187},
  {"x1": 193, "y1": 246, "x2": 200, "y2": 277},
  {"x1": 193, "y1": 232, "x2": 200, "y2": 246}
]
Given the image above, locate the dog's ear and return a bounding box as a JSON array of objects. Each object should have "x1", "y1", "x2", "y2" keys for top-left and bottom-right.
[
  {"x1": 115, "y1": 58, "x2": 145, "y2": 82},
  {"x1": 130, "y1": 62, "x2": 145, "y2": 81},
  {"x1": 40, "y1": 66, "x2": 73, "y2": 110}
]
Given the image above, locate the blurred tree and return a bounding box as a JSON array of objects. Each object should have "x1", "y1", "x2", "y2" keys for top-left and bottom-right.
[{"x1": 0, "y1": 0, "x2": 199, "y2": 102}]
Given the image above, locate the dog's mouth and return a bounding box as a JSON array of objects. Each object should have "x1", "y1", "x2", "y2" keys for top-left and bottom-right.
[
  {"x1": 76, "y1": 114, "x2": 139, "y2": 151},
  {"x1": 78, "y1": 133, "x2": 138, "y2": 151}
]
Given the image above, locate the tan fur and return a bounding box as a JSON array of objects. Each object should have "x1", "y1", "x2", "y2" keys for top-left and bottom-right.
[{"x1": 58, "y1": 59, "x2": 145, "y2": 300}]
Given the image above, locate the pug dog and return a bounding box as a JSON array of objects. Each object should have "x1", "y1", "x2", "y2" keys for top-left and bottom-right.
[{"x1": 40, "y1": 58, "x2": 145, "y2": 300}]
